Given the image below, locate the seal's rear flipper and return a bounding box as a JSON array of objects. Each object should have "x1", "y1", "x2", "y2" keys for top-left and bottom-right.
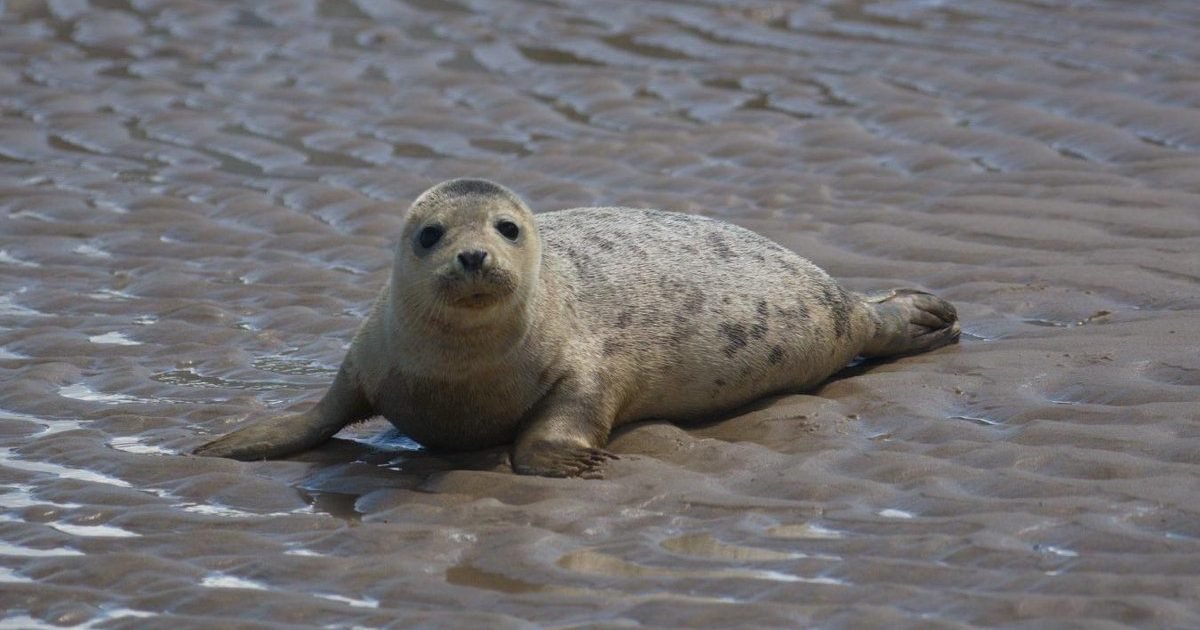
[{"x1": 860, "y1": 289, "x2": 960, "y2": 358}]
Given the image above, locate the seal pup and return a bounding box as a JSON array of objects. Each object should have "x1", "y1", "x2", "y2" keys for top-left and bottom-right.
[{"x1": 195, "y1": 179, "x2": 960, "y2": 477}]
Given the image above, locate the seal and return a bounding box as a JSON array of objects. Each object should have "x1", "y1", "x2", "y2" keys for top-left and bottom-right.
[{"x1": 194, "y1": 178, "x2": 960, "y2": 477}]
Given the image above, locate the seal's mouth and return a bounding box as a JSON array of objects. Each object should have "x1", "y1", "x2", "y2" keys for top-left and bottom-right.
[
  {"x1": 437, "y1": 269, "x2": 517, "y2": 309},
  {"x1": 451, "y1": 292, "x2": 505, "y2": 309}
]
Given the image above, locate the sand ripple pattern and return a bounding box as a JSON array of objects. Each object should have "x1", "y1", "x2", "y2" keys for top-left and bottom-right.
[{"x1": 2, "y1": 0, "x2": 1199, "y2": 627}]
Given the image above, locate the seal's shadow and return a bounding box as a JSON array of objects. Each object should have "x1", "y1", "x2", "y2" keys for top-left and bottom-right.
[
  {"x1": 286, "y1": 429, "x2": 511, "y2": 518},
  {"x1": 297, "y1": 432, "x2": 510, "y2": 475}
]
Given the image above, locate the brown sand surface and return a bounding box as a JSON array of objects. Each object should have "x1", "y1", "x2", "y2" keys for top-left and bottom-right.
[{"x1": 2, "y1": 0, "x2": 1199, "y2": 627}]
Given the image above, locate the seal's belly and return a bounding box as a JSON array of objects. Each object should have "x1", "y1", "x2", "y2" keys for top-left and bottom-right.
[
  {"x1": 622, "y1": 333, "x2": 861, "y2": 424},
  {"x1": 370, "y1": 371, "x2": 547, "y2": 451}
]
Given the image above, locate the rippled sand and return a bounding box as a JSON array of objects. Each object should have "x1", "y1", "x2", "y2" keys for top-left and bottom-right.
[{"x1": 2, "y1": 0, "x2": 1199, "y2": 627}]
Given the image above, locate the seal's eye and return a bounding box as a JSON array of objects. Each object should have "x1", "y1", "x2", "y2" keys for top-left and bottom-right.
[
  {"x1": 417, "y1": 225, "x2": 443, "y2": 249},
  {"x1": 496, "y1": 220, "x2": 520, "y2": 241}
]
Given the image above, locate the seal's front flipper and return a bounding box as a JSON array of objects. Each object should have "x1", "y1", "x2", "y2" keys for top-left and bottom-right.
[
  {"x1": 193, "y1": 410, "x2": 334, "y2": 460},
  {"x1": 860, "y1": 289, "x2": 960, "y2": 358},
  {"x1": 512, "y1": 440, "x2": 617, "y2": 478},
  {"x1": 194, "y1": 365, "x2": 372, "y2": 461},
  {"x1": 510, "y1": 374, "x2": 616, "y2": 478}
]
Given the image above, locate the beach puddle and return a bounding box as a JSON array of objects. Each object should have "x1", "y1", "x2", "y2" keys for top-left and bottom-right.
[
  {"x1": 559, "y1": 548, "x2": 843, "y2": 585},
  {"x1": 86, "y1": 332, "x2": 141, "y2": 346},
  {"x1": 660, "y1": 533, "x2": 807, "y2": 561},
  {"x1": 0, "y1": 448, "x2": 131, "y2": 488}
]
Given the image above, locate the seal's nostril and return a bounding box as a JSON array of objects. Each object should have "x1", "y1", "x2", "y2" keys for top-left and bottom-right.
[{"x1": 457, "y1": 250, "x2": 488, "y2": 271}]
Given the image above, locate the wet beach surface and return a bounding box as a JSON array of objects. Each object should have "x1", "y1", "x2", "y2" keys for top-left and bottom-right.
[{"x1": 2, "y1": 0, "x2": 1199, "y2": 627}]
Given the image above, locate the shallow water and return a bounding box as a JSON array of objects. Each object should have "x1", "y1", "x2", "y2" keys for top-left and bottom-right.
[{"x1": 2, "y1": 0, "x2": 1199, "y2": 627}]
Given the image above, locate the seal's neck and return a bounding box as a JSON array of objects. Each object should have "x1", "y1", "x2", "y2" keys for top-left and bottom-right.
[{"x1": 388, "y1": 276, "x2": 544, "y2": 372}]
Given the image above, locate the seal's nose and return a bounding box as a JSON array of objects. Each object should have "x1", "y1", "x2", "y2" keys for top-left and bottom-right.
[{"x1": 457, "y1": 249, "x2": 488, "y2": 272}]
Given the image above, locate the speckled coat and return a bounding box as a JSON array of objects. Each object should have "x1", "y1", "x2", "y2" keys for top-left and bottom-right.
[{"x1": 197, "y1": 179, "x2": 958, "y2": 477}]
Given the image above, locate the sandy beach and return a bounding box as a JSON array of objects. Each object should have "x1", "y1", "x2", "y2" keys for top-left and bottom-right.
[{"x1": 1, "y1": 0, "x2": 1198, "y2": 627}]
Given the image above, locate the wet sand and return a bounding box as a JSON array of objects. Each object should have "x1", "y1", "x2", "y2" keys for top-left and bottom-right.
[{"x1": 2, "y1": 0, "x2": 1199, "y2": 627}]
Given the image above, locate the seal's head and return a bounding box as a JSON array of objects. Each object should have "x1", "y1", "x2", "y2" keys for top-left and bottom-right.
[{"x1": 393, "y1": 179, "x2": 541, "y2": 327}]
